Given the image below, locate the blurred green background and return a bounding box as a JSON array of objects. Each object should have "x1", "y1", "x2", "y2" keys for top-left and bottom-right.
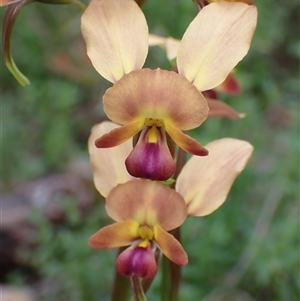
[{"x1": 1, "y1": 0, "x2": 299, "y2": 300}]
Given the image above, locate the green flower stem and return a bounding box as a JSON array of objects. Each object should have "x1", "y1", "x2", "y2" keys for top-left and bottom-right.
[
  {"x1": 111, "y1": 248, "x2": 131, "y2": 301},
  {"x1": 165, "y1": 147, "x2": 187, "y2": 301},
  {"x1": 130, "y1": 275, "x2": 147, "y2": 301},
  {"x1": 161, "y1": 255, "x2": 170, "y2": 301},
  {"x1": 2, "y1": 0, "x2": 32, "y2": 86}
]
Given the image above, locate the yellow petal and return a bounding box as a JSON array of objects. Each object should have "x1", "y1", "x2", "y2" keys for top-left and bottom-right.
[
  {"x1": 177, "y1": 2, "x2": 257, "y2": 91},
  {"x1": 105, "y1": 179, "x2": 187, "y2": 231},
  {"x1": 103, "y1": 68, "x2": 208, "y2": 130},
  {"x1": 207, "y1": 98, "x2": 245, "y2": 119},
  {"x1": 165, "y1": 122, "x2": 208, "y2": 156},
  {"x1": 88, "y1": 121, "x2": 133, "y2": 198},
  {"x1": 95, "y1": 119, "x2": 144, "y2": 148},
  {"x1": 89, "y1": 220, "x2": 139, "y2": 249},
  {"x1": 176, "y1": 138, "x2": 253, "y2": 216},
  {"x1": 154, "y1": 225, "x2": 188, "y2": 265},
  {"x1": 81, "y1": 0, "x2": 148, "y2": 83}
]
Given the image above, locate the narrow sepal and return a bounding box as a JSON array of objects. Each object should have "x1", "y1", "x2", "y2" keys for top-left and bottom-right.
[
  {"x1": 165, "y1": 122, "x2": 208, "y2": 156},
  {"x1": 89, "y1": 221, "x2": 139, "y2": 249},
  {"x1": 154, "y1": 225, "x2": 188, "y2": 266},
  {"x1": 207, "y1": 98, "x2": 245, "y2": 119},
  {"x1": 95, "y1": 120, "x2": 143, "y2": 148}
]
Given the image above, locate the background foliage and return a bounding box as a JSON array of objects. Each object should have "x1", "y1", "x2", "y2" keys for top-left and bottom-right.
[{"x1": 1, "y1": 0, "x2": 299, "y2": 300}]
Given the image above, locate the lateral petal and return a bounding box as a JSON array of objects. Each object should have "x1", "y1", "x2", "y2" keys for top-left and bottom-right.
[
  {"x1": 177, "y1": 2, "x2": 257, "y2": 91},
  {"x1": 89, "y1": 220, "x2": 139, "y2": 249},
  {"x1": 165, "y1": 122, "x2": 208, "y2": 156},
  {"x1": 88, "y1": 121, "x2": 133, "y2": 198},
  {"x1": 95, "y1": 119, "x2": 144, "y2": 148},
  {"x1": 81, "y1": 0, "x2": 148, "y2": 83},
  {"x1": 176, "y1": 138, "x2": 253, "y2": 216},
  {"x1": 105, "y1": 180, "x2": 187, "y2": 231},
  {"x1": 154, "y1": 225, "x2": 188, "y2": 266}
]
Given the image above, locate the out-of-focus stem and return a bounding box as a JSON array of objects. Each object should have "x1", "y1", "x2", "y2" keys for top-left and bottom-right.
[
  {"x1": 169, "y1": 228, "x2": 181, "y2": 301},
  {"x1": 130, "y1": 275, "x2": 147, "y2": 301},
  {"x1": 161, "y1": 256, "x2": 170, "y2": 301}
]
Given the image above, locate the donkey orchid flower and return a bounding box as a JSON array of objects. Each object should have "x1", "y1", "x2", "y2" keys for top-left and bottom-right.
[
  {"x1": 88, "y1": 122, "x2": 254, "y2": 217},
  {"x1": 89, "y1": 179, "x2": 188, "y2": 278},
  {"x1": 81, "y1": 0, "x2": 257, "y2": 180}
]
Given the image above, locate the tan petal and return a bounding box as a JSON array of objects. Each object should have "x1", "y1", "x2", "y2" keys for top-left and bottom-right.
[
  {"x1": 165, "y1": 122, "x2": 208, "y2": 156},
  {"x1": 207, "y1": 98, "x2": 245, "y2": 119},
  {"x1": 148, "y1": 34, "x2": 180, "y2": 61},
  {"x1": 148, "y1": 34, "x2": 166, "y2": 47},
  {"x1": 88, "y1": 122, "x2": 133, "y2": 198},
  {"x1": 176, "y1": 138, "x2": 253, "y2": 216},
  {"x1": 154, "y1": 225, "x2": 188, "y2": 265},
  {"x1": 103, "y1": 68, "x2": 208, "y2": 129},
  {"x1": 105, "y1": 179, "x2": 187, "y2": 231},
  {"x1": 81, "y1": 0, "x2": 148, "y2": 83},
  {"x1": 89, "y1": 220, "x2": 139, "y2": 249},
  {"x1": 177, "y1": 2, "x2": 257, "y2": 91}
]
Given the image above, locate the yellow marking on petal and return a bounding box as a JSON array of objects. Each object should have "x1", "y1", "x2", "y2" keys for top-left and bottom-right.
[
  {"x1": 144, "y1": 118, "x2": 164, "y2": 127},
  {"x1": 147, "y1": 125, "x2": 159, "y2": 143},
  {"x1": 134, "y1": 208, "x2": 158, "y2": 227},
  {"x1": 138, "y1": 225, "x2": 154, "y2": 240},
  {"x1": 138, "y1": 239, "x2": 150, "y2": 248}
]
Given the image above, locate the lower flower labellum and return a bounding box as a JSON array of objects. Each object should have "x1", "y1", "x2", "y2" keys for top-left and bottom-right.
[
  {"x1": 125, "y1": 120, "x2": 176, "y2": 181},
  {"x1": 116, "y1": 245, "x2": 157, "y2": 279}
]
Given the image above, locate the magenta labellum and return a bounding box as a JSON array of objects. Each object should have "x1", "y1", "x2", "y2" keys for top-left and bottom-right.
[
  {"x1": 116, "y1": 245, "x2": 157, "y2": 279},
  {"x1": 125, "y1": 125, "x2": 176, "y2": 181}
]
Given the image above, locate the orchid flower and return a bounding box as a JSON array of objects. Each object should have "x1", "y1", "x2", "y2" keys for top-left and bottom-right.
[
  {"x1": 88, "y1": 121, "x2": 253, "y2": 277},
  {"x1": 89, "y1": 179, "x2": 188, "y2": 278},
  {"x1": 81, "y1": 0, "x2": 257, "y2": 181}
]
